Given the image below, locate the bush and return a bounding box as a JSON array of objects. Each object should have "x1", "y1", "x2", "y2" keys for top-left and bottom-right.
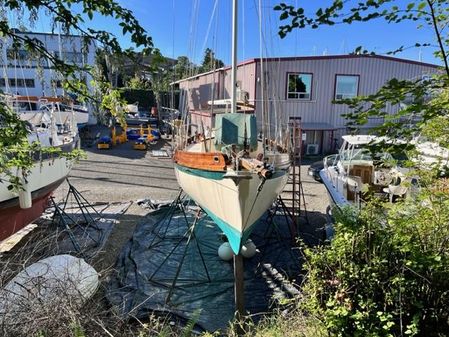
[{"x1": 301, "y1": 183, "x2": 449, "y2": 336}]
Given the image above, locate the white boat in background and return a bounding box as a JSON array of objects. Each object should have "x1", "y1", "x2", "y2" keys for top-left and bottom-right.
[
  {"x1": 173, "y1": 0, "x2": 290, "y2": 255},
  {"x1": 0, "y1": 107, "x2": 78, "y2": 242},
  {"x1": 41, "y1": 101, "x2": 89, "y2": 128},
  {"x1": 6, "y1": 95, "x2": 89, "y2": 128},
  {"x1": 414, "y1": 140, "x2": 449, "y2": 170},
  {"x1": 320, "y1": 135, "x2": 409, "y2": 210}
]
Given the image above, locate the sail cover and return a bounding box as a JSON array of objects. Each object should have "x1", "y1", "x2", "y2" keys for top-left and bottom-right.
[{"x1": 214, "y1": 113, "x2": 257, "y2": 151}]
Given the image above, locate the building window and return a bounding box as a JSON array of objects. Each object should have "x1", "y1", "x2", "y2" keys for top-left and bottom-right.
[
  {"x1": 287, "y1": 73, "x2": 312, "y2": 100},
  {"x1": 52, "y1": 79, "x2": 63, "y2": 88},
  {"x1": 54, "y1": 51, "x2": 85, "y2": 64},
  {"x1": 7, "y1": 49, "x2": 48, "y2": 67},
  {"x1": 335, "y1": 75, "x2": 359, "y2": 100},
  {"x1": 6, "y1": 78, "x2": 35, "y2": 88},
  {"x1": 7, "y1": 49, "x2": 29, "y2": 62}
]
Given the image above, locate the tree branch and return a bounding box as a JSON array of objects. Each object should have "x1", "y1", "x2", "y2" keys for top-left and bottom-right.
[{"x1": 426, "y1": 0, "x2": 449, "y2": 76}]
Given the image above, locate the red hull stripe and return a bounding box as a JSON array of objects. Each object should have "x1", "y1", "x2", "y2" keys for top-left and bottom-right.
[{"x1": 0, "y1": 178, "x2": 65, "y2": 242}]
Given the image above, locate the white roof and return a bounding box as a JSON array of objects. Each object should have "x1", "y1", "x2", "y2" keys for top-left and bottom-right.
[{"x1": 342, "y1": 135, "x2": 378, "y2": 145}]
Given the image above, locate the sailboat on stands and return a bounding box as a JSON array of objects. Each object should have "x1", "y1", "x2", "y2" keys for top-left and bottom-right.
[
  {"x1": 0, "y1": 102, "x2": 78, "y2": 242},
  {"x1": 173, "y1": 0, "x2": 290, "y2": 255}
]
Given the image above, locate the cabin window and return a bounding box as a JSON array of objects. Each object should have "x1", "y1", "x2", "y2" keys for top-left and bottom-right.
[
  {"x1": 335, "y1": 75, "x2": 359, "y2": 100},
  {"x1": 287, "y1": 73, "x2": 312, "y2": 100}
]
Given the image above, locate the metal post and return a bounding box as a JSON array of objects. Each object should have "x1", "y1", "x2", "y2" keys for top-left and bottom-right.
[
  {"x1": 231, "y1": 0, "x2": 238, "y2": 114},
  {"x1": 233, "y1": 253, "x2": 245, "y2": 321}
]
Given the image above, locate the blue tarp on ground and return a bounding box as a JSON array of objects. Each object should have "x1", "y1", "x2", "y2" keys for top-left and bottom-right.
[{"x1": 106, "y1": 198, "x2": 302, "y2": 332}]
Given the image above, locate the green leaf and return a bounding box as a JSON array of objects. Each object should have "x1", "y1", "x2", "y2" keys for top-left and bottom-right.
[{"x1": 417, "y1": 2, "x2": 426, "y2": 11}]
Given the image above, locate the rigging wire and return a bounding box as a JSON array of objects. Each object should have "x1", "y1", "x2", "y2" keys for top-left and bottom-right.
[
  {"x1": 256, "y1": 0, "x2": 268, "y2": 151},
  {"x1": 171, "y1": 0, "x2": 175, "y2": 111},
  {"x1": 266, "y1": 1, "x2": 284, "y2": 143},
  {"x1": 184, "y1": 0, "x2": 200, "y2": 148},
  {"x1": 209, "y1": 0, "x2": 222, "y2": 146},
  {"x1": 200, "y1": 0, "x2": 219, "y2": 57}
]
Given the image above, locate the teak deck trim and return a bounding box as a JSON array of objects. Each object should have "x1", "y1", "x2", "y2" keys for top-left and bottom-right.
[{"x1": 174, "y1": 150, "x2": 228, "y2": 172}]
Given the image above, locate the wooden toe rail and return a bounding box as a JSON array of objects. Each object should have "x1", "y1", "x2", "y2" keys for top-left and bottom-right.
[{"x1": 174, "y1": 150, "x2": 228, "y2": 171}]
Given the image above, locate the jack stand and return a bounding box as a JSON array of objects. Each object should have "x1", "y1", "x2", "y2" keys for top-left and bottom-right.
[
  {"x1": 51, "y1": 179, "x2": 104, "y2": 255},
  {"x1": 251, "y1": 196, "x2": 301, "y2": 277},
  {"x1": 146, "y1": 189, "x2": 212, "y2": 305}
]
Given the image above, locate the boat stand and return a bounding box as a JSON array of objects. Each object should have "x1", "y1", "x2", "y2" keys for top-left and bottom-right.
[
  {"x1": 146, "y1": 190, "x2": 212, "y2": 305},
  {"x1": 249, "y1": 196, "x2": 302, "y2": 278},
  {"x1": 50, "y1": 179, "x2": 103, "y2": 256}
]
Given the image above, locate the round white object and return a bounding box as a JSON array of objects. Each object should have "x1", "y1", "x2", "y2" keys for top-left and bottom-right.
[
  {"x1": 0, "y1": 254, "x2": 99, "y2": 316},
  {"x1": 241, "y1": 239, "x2": 257, "y2": 258},
  {"x1": 218, "y1": 242, "x2": 234, "y2": 261}
]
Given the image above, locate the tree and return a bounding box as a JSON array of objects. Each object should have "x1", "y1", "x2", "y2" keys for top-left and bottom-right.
[
  {"x1": 273, "y1": 1, "x2": 449, "y2": 335},
  {"x1": 0, "y1": 1, "x2": 153, "y2": 186},
  {"x1": 302, "y1": 192, "x2": 449, "y2": 336},
  {"x1": 127, "y1": 75, "x2": 152, "y2": 90},
  {"x1": 274, "y1": 1, "x2": 449, "y2": 156},
  {"x1": 174, "y1": 56, "x2": 195, "y2": 80},
  {"x1": 200, "y1": 48, "x2": 224, "y2": 73}
]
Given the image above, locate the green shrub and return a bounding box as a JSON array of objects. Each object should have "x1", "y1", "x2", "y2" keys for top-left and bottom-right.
[{"x1": 301, "y1": 184, "x2": 449, "y2": 336}]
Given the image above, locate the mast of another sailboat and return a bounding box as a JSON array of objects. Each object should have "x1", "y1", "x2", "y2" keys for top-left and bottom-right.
[{"x1": 231, "y1": 0, "x2": 238, "y2": 114}]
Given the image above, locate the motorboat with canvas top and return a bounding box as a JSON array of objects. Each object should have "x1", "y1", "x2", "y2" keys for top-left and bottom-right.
[{"x1": 320, "y1": 135, "x2": 409, "y2": 210}]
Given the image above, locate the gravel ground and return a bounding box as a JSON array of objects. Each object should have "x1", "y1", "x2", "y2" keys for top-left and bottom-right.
[
  {"x1": 54, "y1": 133, "x2": 179, "y2": 203},
  {"x1": 55, "y1": 127, "x2": 328, "y2": 212}
]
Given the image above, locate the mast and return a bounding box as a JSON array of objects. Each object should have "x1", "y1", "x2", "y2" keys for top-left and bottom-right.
[
  {"x1": 231, "y1": 0, "x2": 238, "y2": 114},
  {"x1": 231, "y1": 0, "x2": 246, "y2": 320}
]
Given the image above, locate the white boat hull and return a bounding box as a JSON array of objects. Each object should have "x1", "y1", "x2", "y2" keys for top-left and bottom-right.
[
  {"x1": 0, "y1": 156, "x2": 73, "y2": 241},
  {"x1": 319, "y1": 168, "x2": 351, "y2": 210},
  {"x1": 0, "y1": 156, "x2": 73, "y2": 205},
  {"x1": 174, "y1": 165, "x2": 288, "y2": 253}
]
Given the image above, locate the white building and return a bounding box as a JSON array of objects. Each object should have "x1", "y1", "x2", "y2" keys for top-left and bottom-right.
[{"x1": 0, "y1": 31, "x2": 96, "y2": 98}]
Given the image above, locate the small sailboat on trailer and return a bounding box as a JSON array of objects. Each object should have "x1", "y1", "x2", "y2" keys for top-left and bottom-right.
[{"x1": 173, "y1": 0, "x2": 290, "y2": 255}]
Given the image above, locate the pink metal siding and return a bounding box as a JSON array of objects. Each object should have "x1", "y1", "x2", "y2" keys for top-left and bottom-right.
[
  {"x1": 178, "y1": 62, "x2": 257, "y2": 109},
  {"x1": 252, "y1": 56, "x2": 437, "y2": 129}
]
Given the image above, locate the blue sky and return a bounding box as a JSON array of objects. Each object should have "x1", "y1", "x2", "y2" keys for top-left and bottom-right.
[{"x1": 25, "y1": 0, "x2": 441, "y2": 66}]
